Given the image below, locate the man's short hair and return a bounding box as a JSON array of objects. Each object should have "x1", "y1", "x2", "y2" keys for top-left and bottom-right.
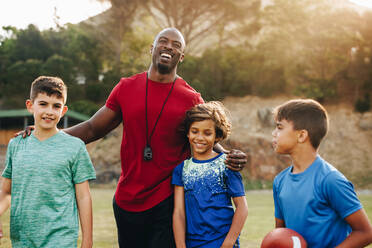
[
  {"x1": 153, "y1": 27, "x2": 186, "y2": 51},
  {"x1": 181, "y1": 101, "x2": 232, "y2": 142},
  {"x1": 30, "y1": 76, "x2": 67, "y2": 103},
  {"x1": 273, "y1": 99, "x2": 329, "y2": 149}
]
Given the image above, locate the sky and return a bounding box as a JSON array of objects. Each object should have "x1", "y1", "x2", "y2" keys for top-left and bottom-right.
[
  {"x1": 349, "y1": 0, "x2": 372, "y2": 8},
  {"x1": 0, "y1": 0, "x2": 371, "y2": 31},
  {"x1": 0, "y1": 0, "x2": 111, "y2": 30}
]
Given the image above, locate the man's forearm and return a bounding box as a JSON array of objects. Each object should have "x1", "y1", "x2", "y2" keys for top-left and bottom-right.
[
  {"x1": 64, "y1": 106, "x2": 122, "y2": 144},
  {"x1": 64, "y1": 121, "x2": 97, "y2": 144}
]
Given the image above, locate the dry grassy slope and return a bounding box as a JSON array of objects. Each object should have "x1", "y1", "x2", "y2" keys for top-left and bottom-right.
[
  {"x1": 87, "y1": 96, "x2": 372, "y2": 188},
  {"x1": 87, "y1": 131, "x2": 122, "y2": 183}
]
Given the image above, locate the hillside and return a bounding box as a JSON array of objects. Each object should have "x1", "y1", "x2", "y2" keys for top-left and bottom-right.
[{"x1": 84, "y1": 96, "x2": 372, "y2": 188}]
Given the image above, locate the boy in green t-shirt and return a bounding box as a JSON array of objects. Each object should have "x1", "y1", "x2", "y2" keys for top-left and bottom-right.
[{"x1": 0, "y1": 76, "x2": 96, "y2": 247}]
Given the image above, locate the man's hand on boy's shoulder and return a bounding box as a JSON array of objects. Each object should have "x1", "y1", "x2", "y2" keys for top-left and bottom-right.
[
  {"x1": 14, "y1": 126, "x2": 34, "y2": 138},
  {"x1": 225, "y1": 149, "x2": 248, "y2": 172}
]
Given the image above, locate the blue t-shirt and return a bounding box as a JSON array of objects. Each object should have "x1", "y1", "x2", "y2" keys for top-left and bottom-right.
[
  {"x1": 273, "y1": 155, "x2": 362, "y2": 248},
  {"x1": 172, "y1": 153, "x2": 245, "y2": 248}
]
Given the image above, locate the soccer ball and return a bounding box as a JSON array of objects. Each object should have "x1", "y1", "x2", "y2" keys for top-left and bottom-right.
[{"x1": 261, "y1": 228, "x2": 307, "y2": 248}]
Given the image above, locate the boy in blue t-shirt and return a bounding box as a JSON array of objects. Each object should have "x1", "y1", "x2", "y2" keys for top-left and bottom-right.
[
  {"x1": 172, "y1": 101, "x2": 248, "y2": 248},
  {"x1": 271, "y1": 99, "x2": 372, "y2": 247},
  {"x1": 0, "y1": 76, "x2": 96, "y2": 247}
]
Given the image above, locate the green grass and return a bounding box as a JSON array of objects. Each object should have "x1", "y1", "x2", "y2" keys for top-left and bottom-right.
[{"x1": 0, "y1": 188, "x2": 371, "y2": 247}]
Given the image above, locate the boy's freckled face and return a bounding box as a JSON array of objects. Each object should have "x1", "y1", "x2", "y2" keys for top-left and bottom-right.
[
  {"x1": 188, "y1": 119, "x2": 218, "y2": 160},
  {"x1": 272, "y1": 119, "x2": 299, "y2": 154},
  {"x1": 27, "y1": 93, "x2": 67, "y2": 132}
]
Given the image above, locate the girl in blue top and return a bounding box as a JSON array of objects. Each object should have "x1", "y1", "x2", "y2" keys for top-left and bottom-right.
[{"x1": 172, "y1": 101, "x2": 248, "y2": 248}]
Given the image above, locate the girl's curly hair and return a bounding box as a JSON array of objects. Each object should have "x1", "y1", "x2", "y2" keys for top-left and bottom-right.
[{"x1": 181, "y1": 101, "x2": 232, "y2": 142}]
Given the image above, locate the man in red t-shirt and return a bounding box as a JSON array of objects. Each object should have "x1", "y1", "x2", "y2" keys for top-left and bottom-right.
[{"x1": 63, "y1": 28, "x2": 247, "y2": 247}]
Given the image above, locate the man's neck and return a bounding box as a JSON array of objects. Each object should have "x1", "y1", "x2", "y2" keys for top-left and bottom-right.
[{"x1": 147, "y1": 65, "x2": 177, "y2": 83}]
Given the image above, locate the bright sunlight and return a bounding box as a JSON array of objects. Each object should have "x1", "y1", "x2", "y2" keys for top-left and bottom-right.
[
  {"x1": 349, "y1": 0, "x2": 372, "y2": 8},
  {"x1": 0, "y1": 0, "x2": 111, "y2": 30}
]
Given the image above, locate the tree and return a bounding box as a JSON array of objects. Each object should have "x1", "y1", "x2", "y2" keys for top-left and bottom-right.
[
  {"x1": 11, "y1": 25, "x2": 53, "y2": 62},
  {"x1": 3, "y1": 59, "x2": 43, "y2": 107},
  {"x1": 347, "y1": 11, "x2": 372, "y2": 105},
  {"x1": 88, "y1": 0, "x2": 149, "y2": 72},
  {"x1": 179, "y1": 46, "x2": 285, "y2": 100},
  {"x1": 143, "y1": 0, "x2": 258, "y2": 53},
  {"x1": 55, "y1": 24, "x2": 103, "y2": 84},
  {"x1": 259, "y1": 0, "x2": 360, "y2": 101},
  {"x1": 0, "y1": 24, "x2": 106, "y2": 109},
  {"x1": 42, "y1": 54, "x2": 74, "y2": 84}
]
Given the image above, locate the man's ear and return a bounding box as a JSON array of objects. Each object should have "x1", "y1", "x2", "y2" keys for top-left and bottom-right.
[
  {"x1": 179, "y1": 53, "x2": 185, "y2": 63},
  {"x1": 297, "y1": 129, "x2": 308, "y2": 143},
  {"x1": 61, "y1": 105, "x2": 68, "y2": 117},
  {"x1": 26, "y1": 99, "x2": 33, "y2": 114}
]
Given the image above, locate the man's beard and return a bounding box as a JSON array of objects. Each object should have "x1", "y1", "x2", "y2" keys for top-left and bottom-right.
[{"x1": 157, "y1": 63, "x2": 172, "y2": 74}]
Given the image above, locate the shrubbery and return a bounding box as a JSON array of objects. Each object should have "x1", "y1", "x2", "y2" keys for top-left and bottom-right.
[{"x1": 179, "y1": 47, "x2": 287, "y2": 101}]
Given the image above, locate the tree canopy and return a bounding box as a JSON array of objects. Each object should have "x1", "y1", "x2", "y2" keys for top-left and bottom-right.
[{"x1": 0, "y1": 0, "x2": 371, "y2": 114}]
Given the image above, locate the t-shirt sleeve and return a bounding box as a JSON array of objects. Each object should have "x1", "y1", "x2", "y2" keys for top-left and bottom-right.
[
  {"x1": 196, "y1": 93, "x2": 204, "y2": 105},
  {"x1": 225, "y1": 169, "x2": 245, "y2": 198},
  {"x1": 322, "y1": 171, "x2": 362, "y2": 219},
  {"x1": 105, "y1": 80, "x2": 123, "y2": 113},
  {"x1": 171, "y1": 162, "x2": 184, "y2": 186},
  {"x1": 2, "y1": 139, "x2": 15, "y2": 179},
  {"x1": 273, "y1": 178, "x2": 284, "y2": 220},
  {"x1": 71, "y1": 144, "x2": 96, "y2": 184}
]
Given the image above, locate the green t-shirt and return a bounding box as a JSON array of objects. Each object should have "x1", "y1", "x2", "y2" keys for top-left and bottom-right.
[{"x1": 2, "y1": 131, "x2": 96, "y2": 248}]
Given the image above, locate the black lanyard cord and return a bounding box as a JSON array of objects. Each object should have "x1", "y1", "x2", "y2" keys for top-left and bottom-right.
[{"x1": 145, "y1": 73, "x2": 177, "y2": 146}]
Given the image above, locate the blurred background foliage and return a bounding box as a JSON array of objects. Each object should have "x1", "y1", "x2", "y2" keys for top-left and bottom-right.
[{"x1": 0, "y1": 0, "x2": 372, "y2": 116}]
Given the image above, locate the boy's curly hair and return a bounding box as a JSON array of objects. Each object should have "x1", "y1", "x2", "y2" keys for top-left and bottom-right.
[{"x1": 181, "y1": 101, "x2": 232, "y2": 142}]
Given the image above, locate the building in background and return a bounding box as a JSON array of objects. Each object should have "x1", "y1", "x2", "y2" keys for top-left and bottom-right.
[
  {"x1": 0, "y1": 109, "x2": 89, "y2": 146},
  {"x1": 0, "y1": 109, "x2": 89, "y2": 171}
]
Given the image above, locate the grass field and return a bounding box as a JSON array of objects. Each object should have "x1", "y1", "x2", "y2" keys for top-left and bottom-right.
[{"x1": 0, "y1": 188, "x2": 371, "y2": 247}]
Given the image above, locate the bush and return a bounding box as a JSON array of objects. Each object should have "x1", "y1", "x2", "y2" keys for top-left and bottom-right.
[
  {"x1": 69, "y1": 100, "x2": 100, "y2": 117},
  {"x1": 85, "y1": 83, "x2": 107, "y2": 102},
  {"x1": 294, "y1": 78, "x2": 337, "y2": 102},
  {"x1": 355, "y1": 93, "x2": 371, "y2": 113},
  {"x1": 179, "y1": 47, "x2": 286, "y2": 101}
]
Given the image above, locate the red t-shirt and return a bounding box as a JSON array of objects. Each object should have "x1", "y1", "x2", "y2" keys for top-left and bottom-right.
[{"x1": 106, "y1": 72, "x2": 203, "y2": 211}]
